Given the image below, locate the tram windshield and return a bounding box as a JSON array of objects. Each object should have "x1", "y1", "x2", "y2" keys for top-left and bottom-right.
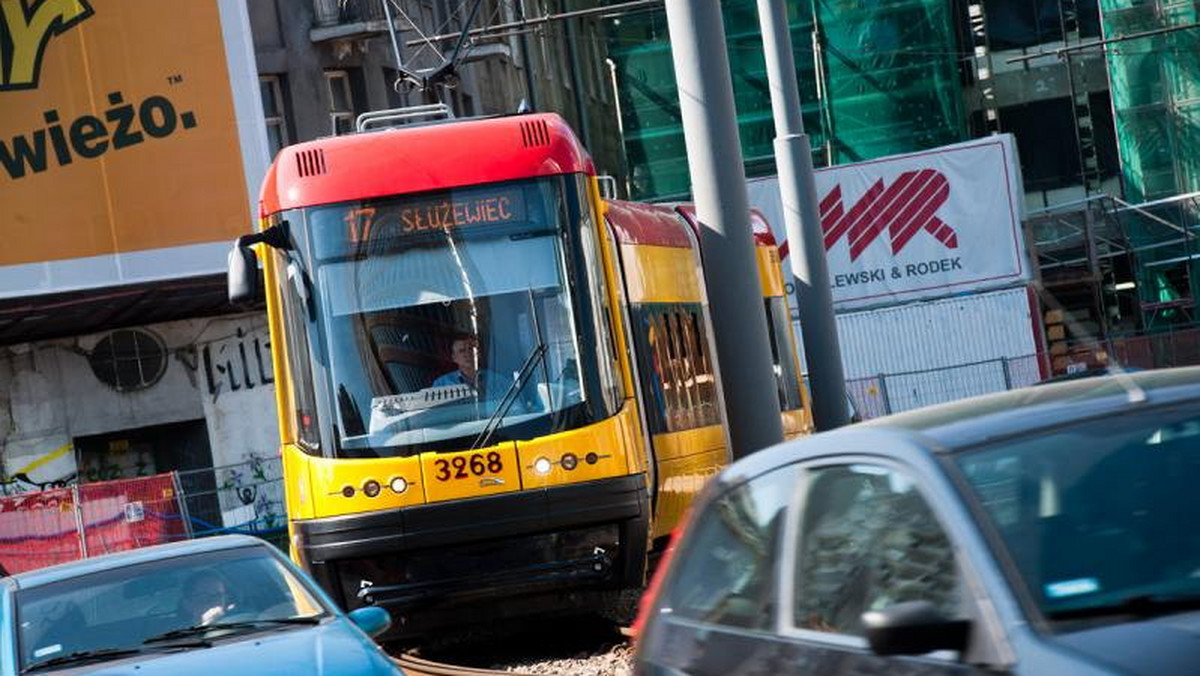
[{"x1": 298, "y1": 178, "x2": 597, "y2": 457}]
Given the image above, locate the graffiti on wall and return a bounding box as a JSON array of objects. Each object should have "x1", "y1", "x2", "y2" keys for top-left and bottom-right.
[
  {"x1": 77, "y1": 438, "x2": 156, "y2": 483},
  {"x1": 219, "y1": 451, "x2": 284, "y2": 531},
  {"x1": 201, "y1": 326, "x2": 273, "y2": 402},
  {"x1": 0, "y1": 442, "x2": 77, "y2": 496},
  {"x1": 0, "y1": 471, "x2": 77, "y2": 496}
]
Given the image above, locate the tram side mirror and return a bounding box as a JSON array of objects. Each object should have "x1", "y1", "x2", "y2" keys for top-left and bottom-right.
[
  {"x1": 862, "y1": 601, "x2": 970, "y2": 656},
  {"x1": 228, "y1": 240, "x2": 261, "y2": 306},
  {"x1": 227, "y1": 224, "x2": 289, "y2": 307}
]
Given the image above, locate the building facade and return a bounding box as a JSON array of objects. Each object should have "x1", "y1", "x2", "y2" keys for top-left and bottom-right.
[
  {"x1": 603, "y1": 0, "x2": 1197, "y2": 372},
  {"x1": 0, "y1": 0, "x2": 280, "y2": 525},
  {"x1": 249, "y1": 0, "x2": 625, "y2": 177}
]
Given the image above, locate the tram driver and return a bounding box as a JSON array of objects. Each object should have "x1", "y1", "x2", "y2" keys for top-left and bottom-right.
[
  {"x1": 433, "y1": 335, "x2": 503, "y2": 395},
  {"x1": 433, "y1": 335, "x2": 540, "y2": 413}
]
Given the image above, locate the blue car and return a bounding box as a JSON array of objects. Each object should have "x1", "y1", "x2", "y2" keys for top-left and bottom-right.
[{"x1": 2, "y1": 535, "x2": 402, "y2": 675}]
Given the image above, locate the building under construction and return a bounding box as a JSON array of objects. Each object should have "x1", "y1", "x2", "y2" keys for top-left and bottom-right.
[{"x1": 601, "y1": 0, "x2": 1200, "y2": 373}]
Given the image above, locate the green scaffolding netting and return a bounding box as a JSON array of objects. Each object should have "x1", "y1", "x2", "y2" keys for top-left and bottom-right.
[
  {"x1": 1102, "y1": 0, "x2": 1200, "y2": 203},
  {"x1": 815, "y1": 0, "x2": 966, "y2": 164},
  {"x1": 1102, "y1": 0, "x2": 1200, "y2": 324},
  {"x1": 605, "y1": 0, "x2": 966, "y2": 200}
]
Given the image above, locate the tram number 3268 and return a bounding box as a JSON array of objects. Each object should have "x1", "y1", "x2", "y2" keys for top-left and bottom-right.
[{"x1": 434, "y1": 451, "x2": 504, "y2": 481}]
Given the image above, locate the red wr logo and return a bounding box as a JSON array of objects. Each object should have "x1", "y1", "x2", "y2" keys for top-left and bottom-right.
[{"x1": 820, "y1": 168, "x2": 957, "y2": 261}]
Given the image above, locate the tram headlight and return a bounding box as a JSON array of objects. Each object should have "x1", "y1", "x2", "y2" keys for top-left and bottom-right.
[
  {"x1": 560, "y1": 453, "x2": 578, "y2": 471},
  {"x1": 389, "y1": 477, "x2": 408, "y2": 494},
  {"x1": 585, "y1": 452, "x2": 599, "y2": 465},
  {"x1": 534, "y1": 457, "x2": 553, "y2": 475},
  {"x1": 363, "y1": 480, "x2": 381, "y2": 498}
]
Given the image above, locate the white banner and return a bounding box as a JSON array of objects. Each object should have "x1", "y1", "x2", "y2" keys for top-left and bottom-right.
[{"x1": 748, "y1": 135, "x2": 1028, "y2": 311}]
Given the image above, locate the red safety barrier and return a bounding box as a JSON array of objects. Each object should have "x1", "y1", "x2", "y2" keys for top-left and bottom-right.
[
  {"x1": 0, "y1": 488, "x2": 82, "y2": 575},
  {"x1": 0, "y1": 473, "x2": 189, "y2": 575},
  {"x1": 79, "y1": 474, "x2": 190, "y2": 558}
]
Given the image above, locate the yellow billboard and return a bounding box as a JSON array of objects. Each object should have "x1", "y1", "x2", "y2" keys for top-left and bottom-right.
[{"x1": 0, "y1": 0, "x2": 265, "y2": 295}]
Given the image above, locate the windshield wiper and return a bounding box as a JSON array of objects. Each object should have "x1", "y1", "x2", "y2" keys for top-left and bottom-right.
[
  {"x1": 143, "y1": 616, "x2": 323, "y2": 644},
  {"x1": 23, "y1": 647, "x2": 148, "y2": 673},
  {"x1": 471, "y1": 288, "x2": 551, "y2": 451},
  {"x1": 471, "y1": 342, "x2": 547, "y2": 450},
  {"x1": 1048, "y1": 593, "x2": 1200, "y2": 621}
]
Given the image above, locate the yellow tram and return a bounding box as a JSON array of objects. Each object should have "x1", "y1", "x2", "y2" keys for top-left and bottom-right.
[{"x1": 228, "y1": 112, "x2": 812, "y2": 638}]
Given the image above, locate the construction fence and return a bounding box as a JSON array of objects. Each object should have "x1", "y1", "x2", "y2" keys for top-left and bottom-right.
[
  {"x1": 0, "y1": 457, "x2": 285, "y2": 575},
  {"x1": 846, "y1": 353, "x2": 1046, "y2": 419}
]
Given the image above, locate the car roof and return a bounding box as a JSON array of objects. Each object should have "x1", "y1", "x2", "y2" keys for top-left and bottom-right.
[
  {"x1": 716, "y1": 367, "x2": 1200, "y2": 487},
  {"x1": 861, "y1": 365, "x2": 1200, "y2": 449},
  {"x1": 4, "y1": 535, "x2": 269, "y2": 591}
]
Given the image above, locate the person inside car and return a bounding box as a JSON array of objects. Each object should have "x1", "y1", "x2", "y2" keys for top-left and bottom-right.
[{"x1": 177, "y1": 569, "x2": 234, "y2": 627}]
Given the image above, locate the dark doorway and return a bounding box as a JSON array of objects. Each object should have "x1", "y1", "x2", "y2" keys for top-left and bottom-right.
[
  {"x1": 74, "y1": 419, "x2": 213, "y2": 482},
  {"x1": 74, "y1": 420, "x2": 218, "y2": 535}
]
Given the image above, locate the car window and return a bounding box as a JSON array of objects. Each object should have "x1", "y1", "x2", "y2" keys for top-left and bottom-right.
[
  {"x1": 661, "y1": 465, "x2": 798, "y2": 630},
  {"x1": 792, "y1": 463, "x2": 961, "y2": 636},
  {"x1": 954, "y1": 405, "x2": 1200, "y2": 624},
  {"x1": 16, "y1": 546, "x2": 327, "y2": 671}
]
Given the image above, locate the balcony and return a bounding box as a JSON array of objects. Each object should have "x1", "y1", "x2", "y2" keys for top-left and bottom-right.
[{"x1": 311, "y1": 0, "x2": 400, "y2": 42}]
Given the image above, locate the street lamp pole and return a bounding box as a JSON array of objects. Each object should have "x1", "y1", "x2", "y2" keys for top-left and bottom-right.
[
  {"x1": 664, "y1": 0, "x2": 785, "y2": 457},
  {"x1": 756, "y1": 0, "x2": 849, "y2": 429}
]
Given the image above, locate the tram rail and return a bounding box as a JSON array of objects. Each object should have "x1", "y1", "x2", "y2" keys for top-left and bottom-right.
[{"x1": 394, "y1": 652, "x2": 537, "y2": 676}]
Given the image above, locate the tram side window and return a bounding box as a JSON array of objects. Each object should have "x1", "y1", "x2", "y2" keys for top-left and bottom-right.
[
  {"x1": 275, "y1": 251, "x2": 321, "y2": 452},
  {"x1": 686, "y1": 310, "x2": 721, "y2": 426},
  {"x1": 765, "y1": 297, "x2": 804, "y2": 413},
  {"x1": 633, "y1": 304, "x2": 720, "y2": 434},
  {"x1": 575, "y1": 175, "x2": 624, "y2": 412}
]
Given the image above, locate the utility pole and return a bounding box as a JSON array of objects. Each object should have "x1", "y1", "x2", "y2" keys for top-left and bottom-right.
[
  {"x1": 664, "y1": 0, "x2": 784, "y2": 457},
  {"x1": 561, "y1": 0, "x2": 592, "y2": 149},
  {"x1": 514, "y1": 0, "x2": 538, "y2": 110},
  {"x1": 756, "y1": 0, "x2": 848, "y2": 429}
]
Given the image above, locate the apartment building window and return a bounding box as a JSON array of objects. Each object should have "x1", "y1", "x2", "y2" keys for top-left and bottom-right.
[
  {"x1": 326, "y1": 70, "x2": 355, "y2": 135},
  {"x1": 259, "y1": 75, "x2": 289, "y2": 156}
]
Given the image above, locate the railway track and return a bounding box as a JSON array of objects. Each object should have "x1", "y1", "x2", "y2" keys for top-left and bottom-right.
[
  {"x1": 389, "y1": 615, "x2": 632, "y2": 675},
  {"x1": 394, "y1": 653, "x2": 536, "y2": 676}
]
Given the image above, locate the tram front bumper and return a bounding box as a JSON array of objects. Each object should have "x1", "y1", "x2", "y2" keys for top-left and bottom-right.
[{"x1": 292, "y1": 474, "x2": 649, "y2": 633}]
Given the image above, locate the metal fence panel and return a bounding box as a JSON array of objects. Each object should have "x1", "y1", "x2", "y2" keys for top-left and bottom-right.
[
  {"x1": 0, "y1": 458, "x2": 288, "y2": 575},
  {"x1": 845, "y1": 377, "x2": 889, "y2": 419},
  {"x1": 845, "y1": 354, "x2": 1045, "y2": 419},
  {"x1": 882, "y1": 359, "x2": 1011, "y2": 413},
  {"x1": 177, "y1": 456, "x2": 286, "y2": 548}
]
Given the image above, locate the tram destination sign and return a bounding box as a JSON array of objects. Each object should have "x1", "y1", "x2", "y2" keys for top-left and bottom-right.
[
  {"x1": 343, "y1": 185, "x2": 530, "y2": 246},
  {"x1": 399, "y1": 187, "x2": 527, "y2": 234}
]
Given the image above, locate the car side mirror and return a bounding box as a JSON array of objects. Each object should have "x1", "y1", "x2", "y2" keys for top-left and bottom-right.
[
  {"x1": 861, "y1": 601, "x2": 970, "y2": 656},
  {"x1": 347, "y1": 606, "x2": 392, "y2": 638},
  {"x1": 228, "y1": 241, "x2": 260, "y2": 306}
]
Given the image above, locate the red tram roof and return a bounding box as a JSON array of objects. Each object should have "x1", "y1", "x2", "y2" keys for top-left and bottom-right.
[
  {"x1": 673, "y1": 205, "x2": 778, "y2": 248},
  {"x1": 605, "y1": 200, "x2": 694, "y2": 249},
  {"x1": 259, "y1": 113, "x2": 595, "y2": 216}
]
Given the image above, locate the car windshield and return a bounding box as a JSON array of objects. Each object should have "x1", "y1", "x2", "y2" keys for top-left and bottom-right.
[
  {"x1": 953, "y1": 404, "x2": 1200, "y2": 625},
  {"x1": 16, "y1": 546, "x2": 327, "y2": 672},
  {"x1": 302, "y1": 177, "x2": 588, "y2": 457}
]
